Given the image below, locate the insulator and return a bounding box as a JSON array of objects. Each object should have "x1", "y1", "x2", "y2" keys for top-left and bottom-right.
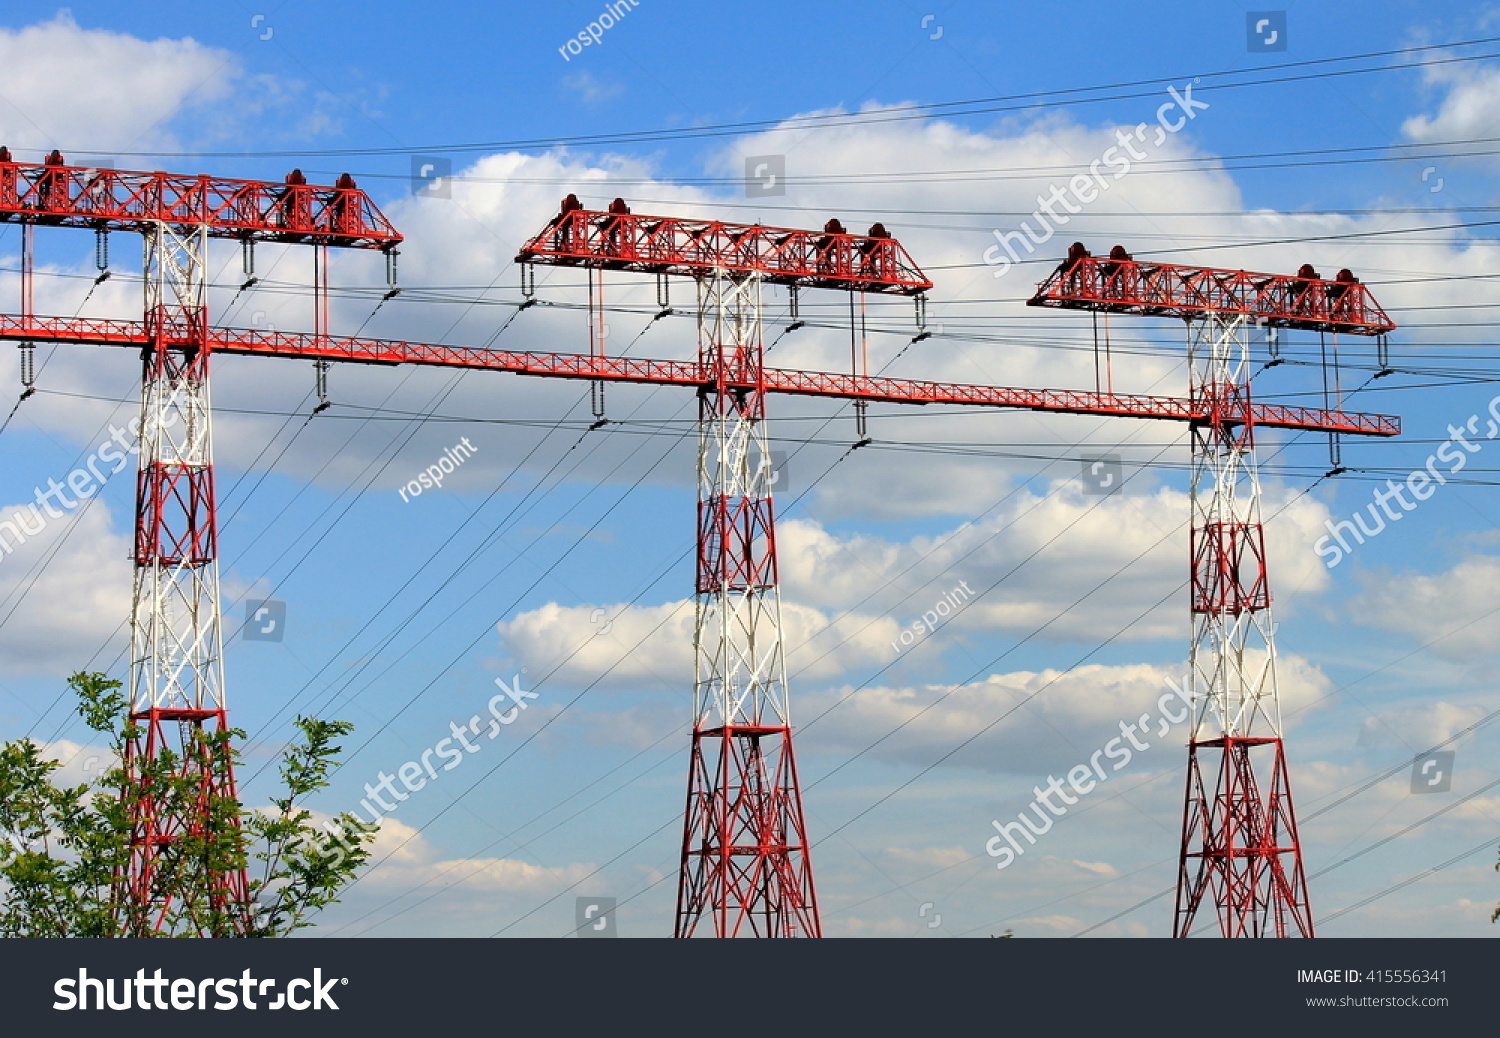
[
  {"x1": 521, "y1": 262, "x2": 535, "y2": 299},
  {"x1": 914, "y1": 292, "x2": 927, "y2": 332},
  {"x1": 19, "y1": 342, "x2": 35, "y2": 388},
  {"x1": 385, "y1": 248, "x2": 399, "y2": 289},
  {"x1": 94, "y1": 228, "x2": 109, "y2": 272},
  {"x1": 788, "y1": 285, "x2": 799, "y2": 321},
  {"x1": 241, "y1": 238, "x2": 255, "y2": 277},
  {"x1": 656, "y1": 272, "x2": 669, "y2": 309},
  {"x1": 591, "y1": 380, "x2": 605, "y2": 421}
]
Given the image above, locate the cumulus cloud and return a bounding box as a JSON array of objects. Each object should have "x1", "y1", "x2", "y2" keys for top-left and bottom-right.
[
  {"x1": 801, "y1": 655, "x2": 1330, "y2": 776},
  {"x1": 0, "y1": 498, "x2": 131, "y2": 675},
  {"x1": 494, "y1": 595, "x2": 902, "y2": 689},
  {"x1": 1402, "y1": 58, "x2": 1500, "y2": 145},
  {"x1": 343, "y1": 817, "x2": 595, "y2": 893},
  {"x1": 0, "y1": 13, "x2": 236, "y2": 154},
  {"x1": 1358, "y1": 553, "x2": 1500, "y2": 660}
]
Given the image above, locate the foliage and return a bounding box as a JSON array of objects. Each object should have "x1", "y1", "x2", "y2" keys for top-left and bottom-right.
[{"x1": 0, "y1": 672, "x2": 374, "y2": 937}]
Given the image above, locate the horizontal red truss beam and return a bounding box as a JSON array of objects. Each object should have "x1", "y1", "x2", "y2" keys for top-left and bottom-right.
[
  {"x1": 517, "y1": 206, "x2": 931, "y2": 296},
  {"x1": 0, "y1": 155, "x2": 400, "y2": 250},
  {"x1": 0, "y1": 314, "x2": 1399, "y2": 437},
  {"x1": 1029, "y1": 255, "x2": 1395, "y2": 336}
]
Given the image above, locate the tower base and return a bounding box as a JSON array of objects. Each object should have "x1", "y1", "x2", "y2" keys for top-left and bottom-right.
[
  {"x1": 674, "y1": 725, "x2": 820, "y2": 938},
  {"x1": 1174, "y1": 735, "x2": 1313, "y2": 938},
  {"x1": 120, "y1": 706, "x2": 251, "y2": 936}
]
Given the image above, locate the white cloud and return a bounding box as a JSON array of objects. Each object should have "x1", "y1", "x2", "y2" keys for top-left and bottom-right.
[
  {"x1": 803, "y1": 655, "x2": 1329, "y2": 775},
  {"x1": 1357, "y1": 700, "x2": 1490, "y2": 750},
  {"x1": 0, "y1": 13, "x2": 236, "y2": 154},
  {"x1": 341, "y1": 817, "x2": 595, "y2": 893},
  {"x1": 1359, "y1": 553, "x2": 1500, "y2": 660},
  {"x1": 0, "y1": 498, "x2": 131, "y2": 675},
  {"x1": 495, "y1": 595, "x2": 902, "y2": 688},
  {"x1": 1402, "y1": 58, "x2": 1500, "y2": 145},
  {"x1": 562, "y1": 71, "x2": 626, "y2": 106}
]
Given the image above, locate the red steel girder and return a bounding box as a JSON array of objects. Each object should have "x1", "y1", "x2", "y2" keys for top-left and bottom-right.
[
  {"x1": 1029, "y1": 254, "x2": 1396, "y2": 336},
  {"x1": 674, "y1": 725, "x2": 820, "y2": 938},
  {"x1": 0, "y1": 150, "x2": 400, "y2": 250},
  {"x1": 0, "y1": 315, "x2": 1401, "y2": 438},
  {"x1": 1191, "y1": 522, "x2": 1270, "y2": 615},
  {"x1": 1174, "y1": 736, "x2": 1314, "y2": 938},
  {"x1": 119, "y1": 707, "x2": 251, "y2": 936},
  {"x1": 697, "y1": 497, "x2": 778, "y2": 594},
  {"x1": 517, "y1": 199, "x2": 931, "y2": 296}
]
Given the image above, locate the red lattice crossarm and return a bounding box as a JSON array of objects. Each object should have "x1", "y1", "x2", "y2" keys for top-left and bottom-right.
[
  {"x1": 517, "y1": 202, "x2": 931, "y2": 296},
  {"x1": 1029, "y1": 255, "x2": 1395, "y2": 336},
  {"x1": 0, "y1": 151, "x2": 400, "y2": 250}
]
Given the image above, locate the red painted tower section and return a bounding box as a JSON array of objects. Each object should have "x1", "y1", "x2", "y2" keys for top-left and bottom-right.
[
  {"x1": 518, "y1": 201, "x2": 931, "y2": 936},
  {"x1": 1030, "y1": 250, "x2": 1393, "y2": 936},
  {"x1": 0, "y1": 151, "x2": 400, "y2": 933},
  {"x1": 1173, "y1": 311, "x2": 1313, "y2": 938},
  {"x1": 675, "y1": 271, "x2": 818, "y2": 937}
]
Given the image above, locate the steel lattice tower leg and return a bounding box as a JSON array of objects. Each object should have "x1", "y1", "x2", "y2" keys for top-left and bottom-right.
[
  {"x1": 673, "y1": 271, "x2": 820, "y2": 938},
  {"x1": 121, "y1": 221, "x2": 249, "y2": 935},
  {"x1": 1173, "y1": 313, "x2": 1313, "y2": 939}
]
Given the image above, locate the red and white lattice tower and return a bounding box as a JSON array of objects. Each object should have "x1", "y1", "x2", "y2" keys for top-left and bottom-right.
[
  {"x1": 674, "y1": 269, "x2": 819, "y2": 938},
  {"x1": 0, "y1": 150, "x2": 401, "y2": 933},
  {"x1": 1028, "y1": 250, "x2": 1395, "y2": 936},
  {"x1": 514, "y1": 198, "x2": 934, "y2": 937},
  {"x1": 1173, "y1": 311, "x2": 1313, "y2": 938},
  {"x1": 121, "y1": 218, "x2": 248, "y2": 934}
]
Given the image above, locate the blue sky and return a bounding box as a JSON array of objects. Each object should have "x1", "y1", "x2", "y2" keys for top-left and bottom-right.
[{"x1": 0, "y1": 2, "x2": 1498, "y2": 938}]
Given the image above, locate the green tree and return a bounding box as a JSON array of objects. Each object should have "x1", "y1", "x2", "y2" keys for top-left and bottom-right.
[{"x1": 0, "y1": 671, "x2": 374, "y2": 937}]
